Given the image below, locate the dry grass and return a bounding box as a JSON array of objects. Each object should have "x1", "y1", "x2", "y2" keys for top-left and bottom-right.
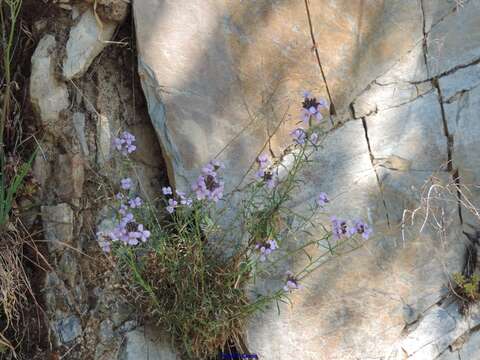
[
  {"x1": 0, "y1": 1, "x2": 49, "y2": 357},
  {"x1": 401, "y1": 169, "x2": 480, "y2": 314}
]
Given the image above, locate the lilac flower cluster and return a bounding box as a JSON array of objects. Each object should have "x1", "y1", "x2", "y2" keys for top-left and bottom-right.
[
  {"x1": 96, "y1": 186, "x2": 151, "y2": 253},
  {"x1": 291, "y1": 91, "x2": 327, "y2": 145},
  {"x1": 331, "y1": 217, "x2": 372, "y2": 240},
  {"x1": 255, "y1": 239, "x2": 278, "y2": 262},
  {"x1": 163, "y1": 186, "x2": 193, "y2": 214},
  {"x1": 109, "y1": 212, "x2": 151, "y2": 246},
  {"x1": 192, "y1": 160, "x2": 225, "y2": 202},
  {"x1": 316, "y1": 192, "x2": 329, "y2": 206},
  {"x1": 114, "y1": 131, "x2": 137, "y2": 156},
  {"x1": 96, "y1": 132, "x2": 151, "y2": 253},
  {"x1": 254, "y1": 153, "x2": 278, "y2": 189},
  {"x1": 283, "y1": 271, "x2": 301, "y2": 292}
]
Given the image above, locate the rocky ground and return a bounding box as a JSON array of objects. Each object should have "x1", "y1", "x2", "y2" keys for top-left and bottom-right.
[{"x1": 18, "y1": 1, "x2": 173, "y2": 359}]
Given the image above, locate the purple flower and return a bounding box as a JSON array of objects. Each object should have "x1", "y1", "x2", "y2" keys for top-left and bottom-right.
[
  {"x1": 302, "y1": 90, "x2": 311, "y2": 99},
  {"x1": 182, "y1": 197, "x2": 193, "y2": 207},
  {"x1": 192, "y1": 161, "x2": 225, "y2": 202},
  {"x1": 318, "y1": 98, "x2": 329, "y2": 109},
  {"x1": 126, "y1": 144, "x2": 136, "y2": 153},
  {"x1": 291, "y1": 128, "x2": 306, "y2": 145},
  {"x1": 137, "y1": 224, "x2": 151, "y2": 242},
  {"x1": 114, "y1": 131, "x2": 137, "y2": 156},
  {"x1": 283, "y1": 271, "x2": 301, "y2": 292},
  {"x1": 267, "y1": 239, "x2": 278, "y2": 250},
  {"x1": 266, "y1": 174, "x2": 278, "y2": 189},
  {"x1": 310, "y1": 132, "x2": 319, "y2": 145},
  {"x1": 257, "y1": 154, "x2": 269, "y2": 169},
  {"x1": 115, "y1": 193, "x2": 124, "y2": 200},
  {"x1": 255, "y1": 168, "x2": 278, "y2": 189},
  {"x1": 120, "y1": 213, "x2": 134, "y2": 227},
  {"x1": 202, "y1": 160, "x2": 223, "y2": 176},
  {"x1": 121, "y1": 178, "x2": 133, "y2": 190},
  {"x1": 176, "y1": 190, "x2": 186, "y2": 197},
  {"x1": 162, "y1": 186, "x2": 172, "y2": 195},
  {"x1": 256, "y1": 239, "x2": 278, "y2": 262},
  {"x1": 174, "y1": 190, "x2": 190, "y2": 206},
  {"x1": 316, "y1": 192, "x2": 329, "y2": 206},
  {"x1": 127, "y1": 232, "x2": 140, "y2": 246},
  {"x1": 119, "y1": 203, "x2": 128, "y2": 215},
  {"x1": 255, "y1": 169, "x2": 265, "y2": 181},
  {"x1": 174, "y1": 190, "x2": 193, "y2": 207},
  {"x1": 301, "y1": 94, "x2": 327, "y2": 124},
  {"x1": 349, "y1": 219, "x2": 372, "y2": 239},
  {"x1": 331, "y1": 216, "x2": 349, "y2": 240},
  {"x1": 128, "y1": 196, "x2": 143, "y2": 208},
  {"x1": 109, "y1": 223, "x2": 127, "y2": 243},
  {"x1": 300, "y1": 108, "x2": 310, "y2": 123},
  {"x1": 255, "y1": 153, "x2": 276, "y2": 186},
  {"x1": 166, "y1": 198, "x2": 178, "y2": 214}
]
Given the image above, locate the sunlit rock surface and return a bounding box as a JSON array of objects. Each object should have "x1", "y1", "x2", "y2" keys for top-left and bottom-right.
[
  {"x1": 63, "y1": 8, "x2": 116, "y2": 80},
  {"x1": 134, "y1": 0, "x2": 480, "y2": 358}
]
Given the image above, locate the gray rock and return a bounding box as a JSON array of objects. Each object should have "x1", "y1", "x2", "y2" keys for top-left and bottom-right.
[
  {"x1": 63, "y1": 9, "x2": 116, "y2": 80},
  {"x1": 353, "y1": 81, "x2": 432, "y2": 118},
  {"x1": 54, "y1": 153, "x2": 84, "y2": 200},
  {"x1": 134, "y1": 0, "x2": 423, "y2": 192},
  {"x1": 437, "y1": 348, "x2": 461, "y2": 360},
  {"x1": 73, "y1": 112, "x2": 89, "y2": 156},
  {"x1": 30, "y1": 35, "x2": 69, "y2": 133},
  {"x1": 401, "y1": 305, "x2": 457, "y2": 357},
  {"x1": 422, "y1": 0, "x2": 461, "y2": 32},
  {"x1": 458, "y1": 329, "x2": 480, "y2": 360},
  {"x1": 444, "y1": 84, "x2": 480, "y2": 225},
  {"x1": 41, "y1": 203, "x2": 74, "y2": 253},
  {"x1": 376, "y1": 42, "x2": 429, "y2": 85},
  {"x1": 44, "y1": 272, "x2": 63, "y2": 313},
  {"x1": 401, "y1": 303, "x2": 480, "y2": 359},
  {"x1": 58, "y1": 250, "x2": 78, "y2": 288},
  {"x1": 32, "y1": 152, "x2": 51, "y2": 197},
  {"x1": 439, "y1": 63, "x2": 480, "y2": 101},
  {"x1": 246, "y1": 116, "x2": 464, "y2": 360},
  {"x1": 55, "y1": 315, "x2": 82, "y2": 344},
  {"x1": 99, "y1": 319, "x2": 115, "y2": 343},
  {"x1": 427, "y1": 0, "x2": 480, "y2": 77},
  {"x1": 116, "y1": 320, "x2": 137, "y2": 335},
  {"x1": 95, "y1": 340, "x2": 121, "y2": 360},
  {"x1": 96, "y1": 114, "x2": 113, "y2": 165},
  {"x1": 365, "y1": 91, "x2": 447, "y2": 172},
  {"x1": 119, "y1": 327, "x2": 178, "y2": 360}
]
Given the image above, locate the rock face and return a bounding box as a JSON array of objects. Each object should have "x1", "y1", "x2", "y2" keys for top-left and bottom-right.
[
  {"x1": 41, "y1": 203, "x2": 74, "y2": 253},
  {"x1": 28, "y1": 4, "x2": 169, "y2": 358},
  {"x1": 30, "y1": 35, "x2": 70, "y2": 133},
  {"x1": 55, "y1": 315, "x2": 82, "y2": 344},
  {"x1": 119, "y1": 327, "x2": 178, "y2": 360},
  {"x1": 134, "y1": 0, "x2": 480, "y2": 359},
  {"x1": 134, "y1": 0, "x2": 427, "y2": 190},
  {"x1": 63, "y1": 8, "x2": 116, "y2": 80}
]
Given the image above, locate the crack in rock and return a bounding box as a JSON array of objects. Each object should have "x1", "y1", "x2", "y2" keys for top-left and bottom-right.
[
  {"x1": 303, "y1": 0, "x2": 336, "y2": 116},
  {"x1": 361, "y1": 117, "x2": 391, "y2": 227}
]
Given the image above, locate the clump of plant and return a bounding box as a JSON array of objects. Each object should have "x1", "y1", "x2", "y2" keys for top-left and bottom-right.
[
  {"x1": 97, "y1": 92, "x2": 373, "y2": 359},
  {"x1": 452, "y1": 272, "x2": 480, "y2": 301}
]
